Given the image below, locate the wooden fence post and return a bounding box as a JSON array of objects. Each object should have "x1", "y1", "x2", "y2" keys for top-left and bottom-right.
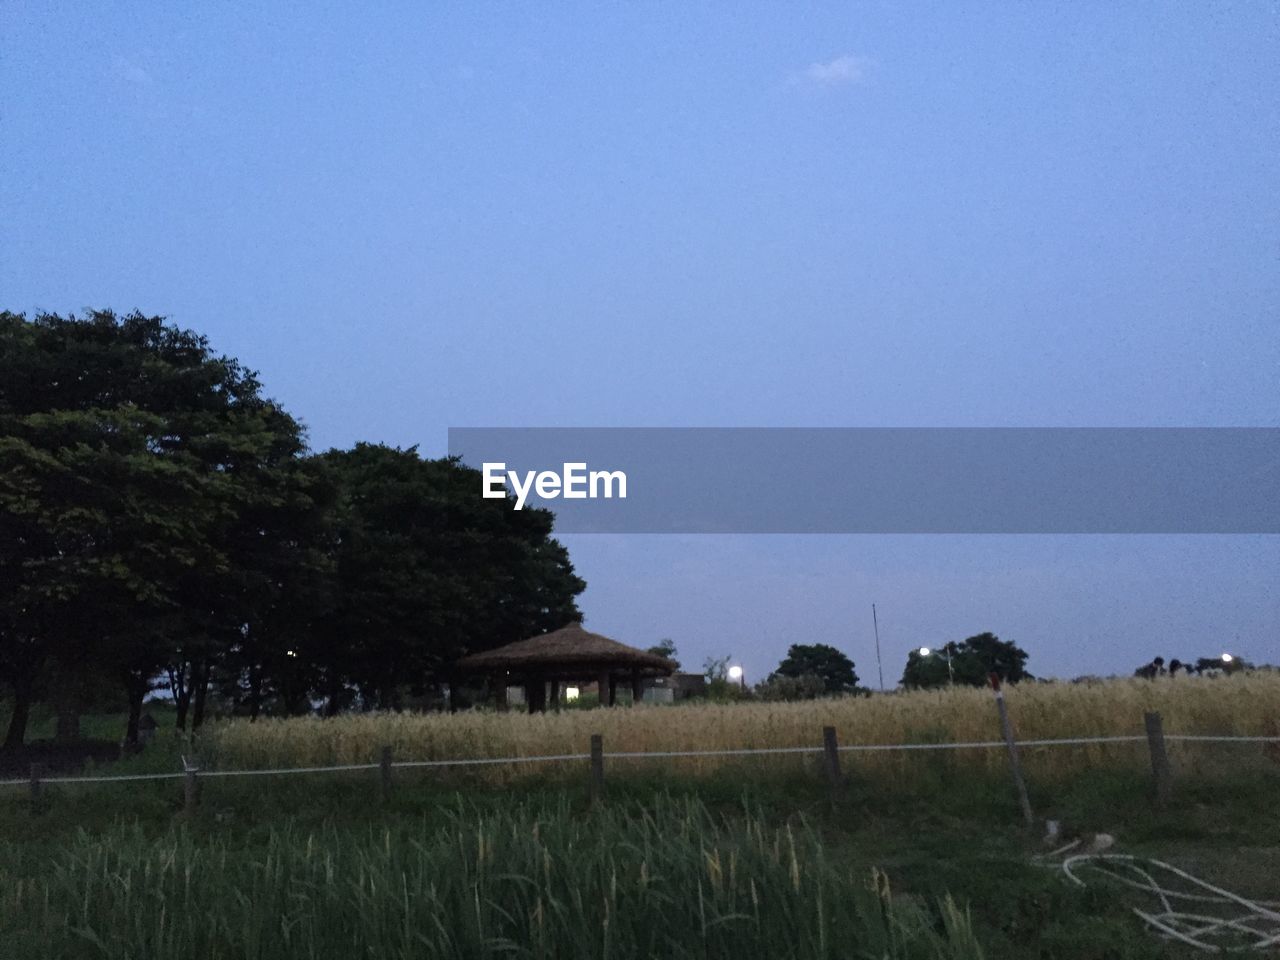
[
  {"x1": 1143, "y1": 711, "x2": 1172, "y2": 807},
  {"x1": 590, "y1": 733, "x2": 604, "y2": 804},
  {"x1": 990, "y1": 675, "x2": 1034, "y2": 828},
  {"x1": 380, "y1": 745, "x2": 393, "y2": 803},
  {"x1": 183, "y1": 756, "x2": 199, "y2": 816},
  {"x1": 29, "y1": 763, "x2": 44, "y2": 803},
  {"x1": 822, "y1": 726, "x2": 842, "y2": 802}
]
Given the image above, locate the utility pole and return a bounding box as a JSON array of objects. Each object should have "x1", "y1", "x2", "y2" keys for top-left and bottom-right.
[{"x1": 872, "y1": 603, "x2": 885, "y2": 692}]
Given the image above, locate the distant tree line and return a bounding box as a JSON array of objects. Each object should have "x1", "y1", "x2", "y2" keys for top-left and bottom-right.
[
  {"x1": 0, "y1": 311, "x2": 585, "y2": 748},
  {"x1": 688, "y1": 634, "x2": 1032, "y2": 703},
  {"x1": 1133, "y1": 655, "x2": 1250, "y2": 679}
]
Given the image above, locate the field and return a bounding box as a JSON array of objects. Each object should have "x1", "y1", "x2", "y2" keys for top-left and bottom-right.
[
  {"x1": 202, "y1": 674, "x2": 1280, "y2": 784},
  {"x1": 1, "y1": 675, "x2": 1277, "y2": 959}
]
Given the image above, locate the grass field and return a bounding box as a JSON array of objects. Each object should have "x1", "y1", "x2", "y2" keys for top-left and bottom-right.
[
  {"x1": 202, "y1": 674, "x2": 1280, "y2": 785},
  {"x1": 1, "y1": 676, "x2": 1277, "y2": 959}
]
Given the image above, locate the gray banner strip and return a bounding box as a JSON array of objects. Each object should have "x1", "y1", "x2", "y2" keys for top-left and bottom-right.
[{"x1": 447, "y1": 428, "x2": 1279, "y2": 533}]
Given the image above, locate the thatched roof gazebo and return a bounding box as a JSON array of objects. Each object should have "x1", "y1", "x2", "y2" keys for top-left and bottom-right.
[{"x1": 455, "y1": 622, "x2": 676, "y2": 713}]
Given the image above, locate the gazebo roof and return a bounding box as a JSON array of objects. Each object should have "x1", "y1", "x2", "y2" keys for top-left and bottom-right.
[{"x1": 456, "y1": 622, "x2": 675, "y2": 675}]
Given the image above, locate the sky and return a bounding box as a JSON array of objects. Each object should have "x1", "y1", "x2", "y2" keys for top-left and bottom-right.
[{"x1": 3, "y1": 3, "x2": 1277, "y2": 681}]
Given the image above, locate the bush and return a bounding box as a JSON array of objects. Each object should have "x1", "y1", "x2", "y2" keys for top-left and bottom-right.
[{"x1": 754, "y1": 673, "x2": 828, "y2": 702}]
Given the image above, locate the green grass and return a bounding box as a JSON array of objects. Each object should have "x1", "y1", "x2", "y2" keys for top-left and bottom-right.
[
  {"x1": 0, "y1": 795, "x2": 987, "y2": 960},
  {"x1": 1, "y1": 753, "x2": 1276, "y2": 960}
]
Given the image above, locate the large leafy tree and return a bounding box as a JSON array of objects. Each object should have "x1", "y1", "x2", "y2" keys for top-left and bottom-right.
[
  {"x1": 0, "y1": 311, "x2": 310, "y2": 745},
  {"x1": 770, "y1": 643, "x2": 860, "y2": 694},
  {"x1": 900, "y1": 632, "x2": 1030, "y2": 689}
]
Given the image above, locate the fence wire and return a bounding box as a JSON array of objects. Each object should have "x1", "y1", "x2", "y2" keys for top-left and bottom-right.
[{"x1": 2, "y1": 733, "x2": 1276, "y2": 788}]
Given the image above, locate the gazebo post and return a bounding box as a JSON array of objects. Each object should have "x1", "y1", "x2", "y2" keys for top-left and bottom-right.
[
  {"x1": 607, "y1": 676, "x2": 618, "y2": 707},
  {"x1": 630, "y1": 669, "x2": 643, "y2": 706},
  {"x1": 597, "y1": 669, "x2": 611, "y2": 708},
  {"x1": 549, "y1": 679, "x2": 561, "y2": 712},
  {"x1": 535, "y1": 679, "x2": 548, "y2": 713},
  {"x1": 494, "y1": 675, "x2": 508, "y2": 712}
]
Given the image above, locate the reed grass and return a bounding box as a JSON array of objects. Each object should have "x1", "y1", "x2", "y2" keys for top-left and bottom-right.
[
  {"x1": 0, "y1": 796, "x2": 983, "y2": 960},
  {"x1": 202, "y1": 674, "x2": 1280, "y2": 785}
]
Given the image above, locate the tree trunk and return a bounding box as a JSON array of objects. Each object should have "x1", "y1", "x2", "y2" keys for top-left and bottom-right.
[
  {"x1": 191, "y1": 660, "x2": 210, "y2": 730},
  {"x1": 124, "y1": 683, "x2": 144, "y2": 747},
  {"x1": 2, "y1": 683, "x2": 32, "y2": 750},
  {"x1": 169, "y1": 662, "x2": 191, "y2": 731}
]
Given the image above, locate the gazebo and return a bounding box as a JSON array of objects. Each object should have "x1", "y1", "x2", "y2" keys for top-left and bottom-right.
[{"x1": 455, "y1": 622, "x2": 676, "y2": 713}]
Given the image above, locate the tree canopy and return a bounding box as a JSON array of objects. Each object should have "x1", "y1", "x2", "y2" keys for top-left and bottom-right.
[
  {"x1": 645, "y1": 639, "x2": 680, "y2": 671},
  {"x1": 899, "y1": 632, "x2": 1030, "y2": 689},
  {"x1": 769, "y1": 643, "x2": 859, "y2": 695}
]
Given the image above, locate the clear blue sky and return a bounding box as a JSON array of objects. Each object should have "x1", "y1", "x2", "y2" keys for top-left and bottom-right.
[{"x1": 4, "y1": 4, "x2": 1277, "y2": 680}]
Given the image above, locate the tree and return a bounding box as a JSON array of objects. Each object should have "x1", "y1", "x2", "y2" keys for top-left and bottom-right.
[
  {"x1": 646, "y1": 638, "x2": 681, "y2": 671},
  {"x1": 770, "y1": 643, "x2": 859, "y2": 695},
  {"x1": 0, "y1": 311, "x2": 311, "y2": 745},
  {"x1": 309, "y1": 444, "x2": 585, "y2": 712},
  {"x1": 1194, "y1": 655, "x2": 1250, "y2": 675},
  {"x1": 899, "y1": 632, "x2": 1031, "y2": 689},
  {"x1": 0, "y1": 311, "x2": 589, "y2": 741}
]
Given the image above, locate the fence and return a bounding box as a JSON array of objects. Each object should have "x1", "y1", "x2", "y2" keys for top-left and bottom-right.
[{"x1": 5, "y1": 706, "x2": 1278, "y2": 825}]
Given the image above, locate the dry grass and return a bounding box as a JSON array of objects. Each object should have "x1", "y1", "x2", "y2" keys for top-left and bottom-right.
[{"x1": 203, "y1": 674, "x2": 1280, "y2": 783}]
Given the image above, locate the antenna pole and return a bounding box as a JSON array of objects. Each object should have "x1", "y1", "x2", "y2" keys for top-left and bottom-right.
[{"x1": 872, "y1": 603, "x2": 885, "y2": 692}]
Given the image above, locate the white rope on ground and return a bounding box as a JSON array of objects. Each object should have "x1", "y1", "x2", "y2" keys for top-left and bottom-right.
[
  {"x1": 1, "y1": 734, "x2": 1275, "y2": 788},
  {"x1": 1043, "y1": 840, "x2": 1280, "y2": 952}
]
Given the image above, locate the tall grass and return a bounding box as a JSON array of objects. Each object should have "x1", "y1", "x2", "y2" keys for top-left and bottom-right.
[
  {"x1": 202, "y1": 674, "x2": 1280, "y2": 785},
  {"x1": 0, "y1": 796, "x2": 983, "y2": 960}
]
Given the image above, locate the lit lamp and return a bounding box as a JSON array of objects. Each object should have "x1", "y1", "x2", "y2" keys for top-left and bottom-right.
[
  {"x1": 918, "y1": 646, "x2": 954, "y2": 684},
  {"x1": 728, "y1": 664, "x2": 745, "y2": 691},
  {"x1": 565, "y1": 686, "x2": 580, "y2": 701},
  {"x1": 1221, "y1": 653, "x2": 1234, "y2": 665}
]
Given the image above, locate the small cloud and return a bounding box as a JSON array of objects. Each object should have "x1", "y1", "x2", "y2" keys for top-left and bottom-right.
[
  {"x1": 112, "y1": 55, "x2": 153, "y2": 86},
  {"x1": 796, "y1": 54, "x2": 873, "y2": 87}
]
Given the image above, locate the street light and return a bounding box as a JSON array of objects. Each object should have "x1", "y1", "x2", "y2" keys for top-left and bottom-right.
[
  {"x1": 1221, "y1": 653, "x2": 1234, "y2": 664},
  {"x1": 728, "y1": 665, "x2": 745, "y2": 691},
  {"x1": 919, "y1": 645, "x2": 954, "y2": 684}
]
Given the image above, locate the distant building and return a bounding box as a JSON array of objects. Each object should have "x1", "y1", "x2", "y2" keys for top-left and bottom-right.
[{"x1": 646, "y1": 673, "x2": 706, "y2": 701}]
